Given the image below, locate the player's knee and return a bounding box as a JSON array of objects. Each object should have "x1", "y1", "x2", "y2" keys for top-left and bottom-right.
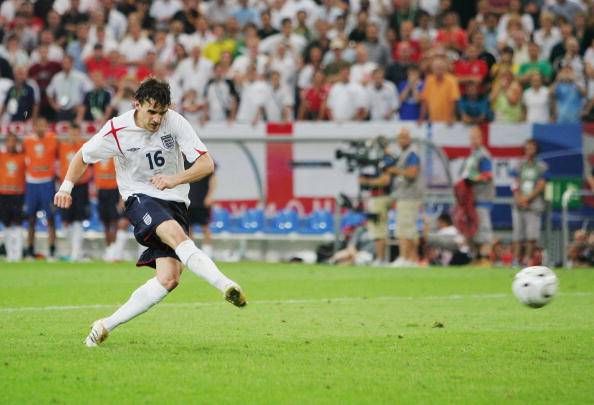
[
  {"x1": 156, "y1": 220, "x2": 189, "y2": 248},
  {"x1": 162, "y1": 277, "x2": 179, "y2": 291}
]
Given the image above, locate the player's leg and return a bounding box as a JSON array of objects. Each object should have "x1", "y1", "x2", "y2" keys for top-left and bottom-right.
[
  {"x1": 42, "y1": 181, "x2": 57, "y2": 259},
  {"x1": 85, "y1": 257, "x2": 178, "y2": 347},
  {"x1": 156, "y1": 220, "x2": 246, "y2": 306},
  {"x1": 25, "y1": 182, "x2": 38, "y2": 257},
  {"x1": 9, "y1": 195, "x2": 24, "y2": 261},
  {"x1": 112, "y1": 218, "x2": 130, "y2": 260},
  {"x1": 198, "y1": 207, "x2": 214, "y2": 258}
]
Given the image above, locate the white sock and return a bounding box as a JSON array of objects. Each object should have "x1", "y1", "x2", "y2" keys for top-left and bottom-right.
[
  {"x1": 175, "y1": 239, "x2": 235, "y2": 292},
  {"x1": 6, "y1": 226, "x2": 15, "y2": 261},
  {"x1": 12, "y1": 226, "x2": 23, "y2": 261},
  {"x1": 70, "y1": 221, "x2": 84, "y2": 261},
  {"x1": 103, "y1": 277, "x2": 168, "y2": 332},
  {"x1": 113, "y1": 230, "x2": 128, "y2": 260}
]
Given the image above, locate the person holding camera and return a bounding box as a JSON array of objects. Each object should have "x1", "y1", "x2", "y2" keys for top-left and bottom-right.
[
  {"x1": 357, "y1": 136, "x2": 396, "y2": 265},
  {"x1": 389, "y1": 128, "x2": 423, "y2": 267}
]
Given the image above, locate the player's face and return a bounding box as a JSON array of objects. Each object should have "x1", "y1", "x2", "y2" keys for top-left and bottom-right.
[
  {"x1": 136, "y1": 100, "x2": 169, "y2": 132},
  {"x1": 5, "y1": 134, "x2": 18, "y2": 152}
]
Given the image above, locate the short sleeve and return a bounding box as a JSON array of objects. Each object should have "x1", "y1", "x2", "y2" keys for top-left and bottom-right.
[
  {"x1": 405, "y1": 152, "x2": 420, "y2": 167},
  {"x1": 81, "y1": 121, "x2": 120, "y2": 164},
  {"x1": 478, "y1": 157, "x2": 492, "y2": 173},
  {"x1": 172, "y1": 111, "x2": 208, "y2": 163}
]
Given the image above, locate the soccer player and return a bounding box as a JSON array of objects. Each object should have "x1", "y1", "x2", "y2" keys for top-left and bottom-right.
[
  {"x1": 54, "y1": 78, "x2": 247, "y2": 347},
  {"x1": 0, "y1": 133, "x2": 26, "y2": 261},
  {"x1": 23, "y1": 117, "x2": 58, "y2": 259},
  {"x1": 58, "y1": 123, "x2": 91, "y2": 261},
  {"x1": 95, "y1": 156, "x2": 129, "y2": 262}
]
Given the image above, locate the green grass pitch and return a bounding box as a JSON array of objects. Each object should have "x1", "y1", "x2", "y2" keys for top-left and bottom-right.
[{"x1": 1, "y1": 262, "x2": 593, "y2": 404}]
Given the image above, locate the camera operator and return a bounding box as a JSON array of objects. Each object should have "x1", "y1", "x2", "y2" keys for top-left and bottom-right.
[{"x1": 357, "y1": 136, "x2": 396, "y2": 265}]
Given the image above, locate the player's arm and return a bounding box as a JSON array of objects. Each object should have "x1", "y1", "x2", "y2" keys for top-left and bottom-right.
[
  {"x1": 151, "y1": 153, "x2": 214, "y2": 191},
  {"x1": 54, "y1": 150, "x2": 89, "y2": 208}
]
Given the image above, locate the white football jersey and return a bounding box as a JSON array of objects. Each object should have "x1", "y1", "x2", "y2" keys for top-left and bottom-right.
[{"x1": 81, "y1": 109, "x2": 207, "y2": 206}]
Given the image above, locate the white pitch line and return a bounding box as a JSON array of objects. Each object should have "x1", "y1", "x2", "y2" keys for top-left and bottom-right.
[{"x1": 0, "y1": 292, "x2": 592, "y2": 314}]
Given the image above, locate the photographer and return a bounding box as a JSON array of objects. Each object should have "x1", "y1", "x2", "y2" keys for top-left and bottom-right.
[{"x1": 356, "y1": 136, "x2": 396, "y2": 265}]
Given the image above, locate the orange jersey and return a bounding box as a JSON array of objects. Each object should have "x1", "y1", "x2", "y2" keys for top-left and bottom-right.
[
  {"x1": 94, "y1": 158, "x2": 118, "y2": 190},
  {"x1": 0, "y1": 150, "x2": 26, "y2": 194},
  {"x1": 23, "y1": 132, "x2": 58, "y2": 182},
  {"x1": 59, "y1": 140, "x2": 91, "y2": 184}
]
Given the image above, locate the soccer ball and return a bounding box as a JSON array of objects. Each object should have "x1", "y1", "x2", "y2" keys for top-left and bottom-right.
[{"x1": 512, "y1": 266, "x2": 558, "y2": 308}]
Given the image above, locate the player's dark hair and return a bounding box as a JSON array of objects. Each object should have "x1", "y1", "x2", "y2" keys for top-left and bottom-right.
[
  {"x1": 438, "y1": 213, "x2": 453, "y2": 226},
  {"x1": 134, "y1": 78, "x2": 171, "y2": 108},
  {"x1": 526, "y1": 139, "x2": 539, "y2": 153}
]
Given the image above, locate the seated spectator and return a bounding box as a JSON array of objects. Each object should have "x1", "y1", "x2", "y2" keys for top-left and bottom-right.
[
  {"x1": 457, "y1": 82, "x2": 492, "y2": 124},
  {"x1": 350, "y1": 44, "x2": 377, "y2": 85},
  {"x1": 420, "y1": 57, "x2": 461, "y2": 124},
  {"x1": 328, "y1": 223, "x2": 375, "y2": 266},
  {"x1": 398, "y1": 65, "x2": 424, "y2": 121},
  {"x1": 533, "y1": 11, "x2": 561, "y2": 61},
  {"x1": 0, "y1": 66, "x2": 38, "y2": 122},
  {"x1": 298, "y1": 70, "x2": 329, "y2": 121},
  {"x1": 326, "y1": 66, "x2": 368, "y2": 122},
  {"x1": 566, "y1": 229, "x2": 594, "y2": 268},
  {"x1": 424, "y1": 213, "x2": 471, "y2": 266},
  {"x1": 551, "y1": 66, "x2": 585, "y2": 124},
  {"x1": 522, "y1": 72, "x2": 551, "y2": 124},
  {"x1": 118, "y1": 18, "x2": 154, "y2": 66},
  {"x1": 518, "y1": 42, "x2": 554, "y2": 85},
  {"x1": 366, "y1": 67, "x2": 399, "y2": 121},
  {"x1": 491, "y1": 75, "x2": 524, "y2": 123}
]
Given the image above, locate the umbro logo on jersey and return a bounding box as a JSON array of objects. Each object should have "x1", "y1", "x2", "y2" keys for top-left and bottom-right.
[
  {"x1": 161, "y1": 134, "x2": 174, "y2": 150},
  {"x1": 143, "y1": 213, "x2": 152, "y2": 225},
  {"x1": 126, "y1": 147, "x2": 141, "y2": 152}
]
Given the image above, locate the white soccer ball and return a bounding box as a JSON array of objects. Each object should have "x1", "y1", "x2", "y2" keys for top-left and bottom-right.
[{"x1": 512, "y1": 266, "x2": 559, "y2": 308}]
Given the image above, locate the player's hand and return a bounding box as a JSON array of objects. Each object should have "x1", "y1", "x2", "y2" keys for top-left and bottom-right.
[
  {"x1": 151, "y1": 174, "x2": 179, "y2": 190},
  {"x1": 54, "y1": 191, "x2": 72, "y2": 209}
]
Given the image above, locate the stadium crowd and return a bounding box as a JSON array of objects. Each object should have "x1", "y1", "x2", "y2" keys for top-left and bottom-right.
[{"x1": 0, "y1": 0, "x2": 592, "y2": 126}]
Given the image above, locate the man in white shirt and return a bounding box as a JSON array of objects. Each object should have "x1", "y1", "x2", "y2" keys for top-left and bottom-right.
[
  {"x1": 265, "y1": 70, "x2": 294, "y2": 122},
  {"x1": 366, "y1": 67, "x2": 399, "y2": 121},
  {"x1": 118, "y1": 19, "x2": 155, "y2": 65},
  {"x1": 46, "y1": 54, "x2": 92, "y2": 121},
  {"x1": 349, "y1": 44, "x2": 377, "y2": 85},
  {"x1": 259, "y1": 18, "x2": 307, "y2": 56},
  {"x1": 236, "y1": 65, "x2": 270, "y2": 124},
  {"x1": 54, "y1": 78, "x2": 247, "y2": 348},
  {"x1": 522, "y1": 72, "x2": 551, "y2": 124},
  {"x1": 326, "y1": 66, "x2": 368, "y2": 121},
  {"x1": 171, "y1": 45, "x2": 214, "y2": 106}
]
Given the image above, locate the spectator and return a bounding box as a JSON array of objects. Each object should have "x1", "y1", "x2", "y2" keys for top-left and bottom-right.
[
  {"x1": 268, "y1": 41, "x2": 299, "y2": 92},
  {"x1": 556, "y1": 37, "x2": 585, "y2": 87},
  {"x1": 77, "y1": 70, "x2": 112, "y2": 124},
  {"x1": 85, "y1": 44, "x2": 110, "y2": 78},
  {"x1": 203, "y1": 23, "x2": 237, "y2": 64},
  {"x1": 298, "y1": 46, "x2": 324, "y2": 91},
  {"x1": 328, "y1": 223, "x2": 375, "y2": 266},
  {"x1": 1, "y1": 66, "x2": 38, "y2": 122},
  {"x1": 118, "y1": 18, "x2": 154, "y2": 65},
  {"x1": 389, "y1": 0, "x2": 419, "y2": 31},
  {"x1": 398, "y1": 65, "x2": 424, "y2": 121},
  {"x1": 460, "y1": 126, "x2": 495, "y2": 265},
  {"x1": 171, "y1": 0, "x2": 200, "y2": 34},
  {"x1": 171, "y1": 45, "x2": 214, "y2": 106},
  {"x1": 518, "y1": 42, "x2": 554, "y2": 85},
  {"x1": 264, "y1": 70, "x2": 294, "y2": 122},
  {"x1": 326, "y1": 66, "x2": 368, "y2": 121},
  {"x1": 420, "y1": 57, "x2": 461, "y2": 124},
  {"x1": 299, "y1": 70, "x2": 329, "y2": 121},
  {"x1": 348, "y1": 10, "x2": 369, "y2": 43},
  {"x1": 60, "y1": 0, "x2": 89, "y2": 38},
  {"x1": 522, "y1": 72, "x2": 551, "y2": 124},
  {"x1": 179, "y1": 15, "x2": 215, "y2": 52},
  {"x1": 180, "y1": 88, "x2": 206, "y2": 126},
  {"x1": 435, "y1": 11, "x2": 468, "y2": 53},
  {"x1": 28, "y1": 45, "x2": 61, "y2": 121},
  {"x1": 412, "y1": 10, "x2": 438, "y2": 44},
  {"x1": 103, "y1": 0, "x2": 128, "y2": 41},
  {"x1": 323, "y1": 38, "x2": 351, "y2": 80},
  {"x1": 393, "y1": 20, "x2": 422, "y2": 63},
  {"x1": 549, "y1": 22, "x2": 574, "y2": 68},
  {"x1": 30, "y1": 30, "x2": 64, "y2": 64},
  {"x1": 109, "y1": 77, "x2": 136, "y2": 116},
  {"x1": 480, "y1": 12, "x2": 500, "y2": 56},
  {"x1": 294, "y1": 10, "x2": 312, "y2": 42},
  {"x1": 490, "y1": 46, "x2": 515, "y2": 84},
  {"x1": 457, "y1": 82, "x2": 492, "y2": 124},
  {"x1": 546, "y1": 0, "x2": 585, "y2": 24},
  {"x1": 389, "y1": 128, "x2": 423, "y2": 267},
  {"x1": 453, "y1": 44, "x2": 489, "y2": 93},
  {"x1": 363, "y1": 23, "x2": 391, "y2": 67},
  {"x1": 424, "y1": 213, "x2": 471, "y2": 266},
  {"x1": 551, "y1": 66, "x2": 585, "y2": 124},
  {"x1": 534, "y1": 11, "x2": 561, "y2": 61},
  {"x1": 83, "y1": 25, "x2": 118, "y2": 60},
  {"x1": 497, "y1": 0, "x2": 534, "y2": 38},
  {"x1": 0, "y1": 34, "x2": 29, "y2": 68},
  {"x1": 574, "y1": 12, "x2": 594, "y2": 55},
  {"x1": 205, "y1": 62, "x2": 238, "y2": 123},
  {"x1": 385, "y1": 41, "x2": 416, "y2": 87},
  {"x1": 566, "y1": 229, "x2": 594, "y2": 268},
  {"x1": 232, "y1": 0, "x2": 260, "y2": 29},
  {"x1": 469, "y1": 30, "x2": 496, "y2": 70},
  {"x1": 318, "y1": 0, "x2": 343, "y2": 25},
  {"x1": 206, "y1": 0, "x2": 233, "y2": 25},
  {"x1": 366, "y1": 67, "x2": 399, "y2": 121},
  {"x1": 349, "y1": 44, "x2": 377, "y2": 85},
  {"x1": 66, "y1": 22, "x2": 91, "y2": 72},
  {"x1": 149, "y1": 0, "x2": 183, "y2": 30},
  {"x1": 491, "y1": 76, "x2": 524, "y2": 123},
  {"x1": 258, "y1": 10, "x2": 279, "y2": 40},
  {"x1": 46, "y1": 55, "x2": 92, "y2": 122},
  {"x1": 260, "y1": 18, "x2": 306, "y2": 56},
  {"x1": 236, "y1": 65, "x2": 269, "y2": 125},
  {"x1": 510, "y1": 139, "x2": 548, "y2": 267}
]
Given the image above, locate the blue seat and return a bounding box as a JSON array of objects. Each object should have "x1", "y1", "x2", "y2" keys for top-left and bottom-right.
[
  {"x1": 236, "y1": 208, "x2": 264, "y2": 233},
  {"x1": 209, "y1": 207, "x2": 231, "y2": 233},
  {"x1": 265, "y1": 209, "x2": 299, "y2": 234},
  {"x1": 299, "y1": 209, "x2": 334, "y2": 234}
]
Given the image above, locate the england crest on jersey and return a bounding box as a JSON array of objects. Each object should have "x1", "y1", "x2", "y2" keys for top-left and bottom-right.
[
  {"x1": 161, "y1": 133, "x2": 174, "y2": 150},
  {"x1": 143, "y1": 213, "x2": 152, "y2": 225}
]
